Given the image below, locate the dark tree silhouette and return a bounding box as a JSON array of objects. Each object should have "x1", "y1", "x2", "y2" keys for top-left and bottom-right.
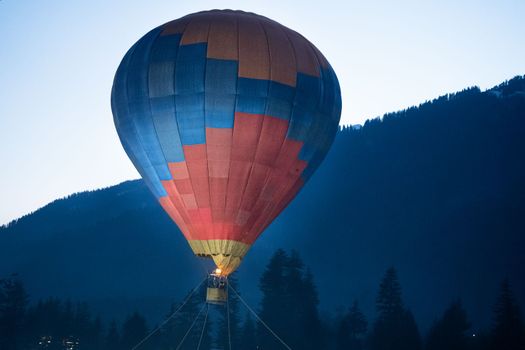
[
  {"x1": 22, "y1": 297, "x2": 103, "y2": 349},
  {"x1": 26, "y1": 298, "x2": 63, "y2": 347},
  {"x1": 161, "y1": 286, "x2": 211, "y2": 350},
  {"x1": 0, "y1": 276, "x2": 28, "y2": 350},
  {"x1": 337, "y1": 300, "x2": 368, "y2": 350},
  {"x1": 73, "y1": 302, "x2": 97, "y2": 348},
  {"x1": 61, "y1": 300, "x2": 75, "y2": 336},
  {"x1": 239, "y1": 313, "x2": 257, "y2": 349},
  {"x1": 86, "y1": 316, "x2": 103, "y2": 350},
  {"x1": 258, "y1": 249, "x2": 289, "y2": 349},
  {"x1": 300, "y1": 267, "x2": 323, "y2": 349},
  {"x1": 491, "y1": 279, "x2": 525, "y2": 350},
  {"x1": 120, "y1": 312, "x2": 149, "y2": 349},
  {"x1": 368, "y1": 267, "x2": 421, "y2": 350},
  {"x1": 426, "y1": 300, "x2": 470, "y2": 350},
  {"x1": 104, "y1": 320, "x2": 121, "y2": 350},
  {"x1": 258, "y1": 249, "x2": 323, "y2": 349},
  {"x1": 376, "y1": 268, "x2": 404, "y2": 319}
]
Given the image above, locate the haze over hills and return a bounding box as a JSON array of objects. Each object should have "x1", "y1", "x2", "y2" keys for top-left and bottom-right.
[{"x1": 1, "y1": 76, "x2": 524, "y2": 332}]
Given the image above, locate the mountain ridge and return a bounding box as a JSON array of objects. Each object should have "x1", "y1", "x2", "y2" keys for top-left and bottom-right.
[{"x1": 1, "y1": 75, "x2": 524, "y2": 331}]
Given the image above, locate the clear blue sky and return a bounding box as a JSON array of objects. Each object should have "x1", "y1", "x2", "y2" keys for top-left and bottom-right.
[{"x1": 1, "y1": 0, "x2": 524, "y2": 225}]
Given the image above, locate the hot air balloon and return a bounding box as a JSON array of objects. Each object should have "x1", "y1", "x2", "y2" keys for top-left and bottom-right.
[{"x1": 111, "y1": 10, "x2": 341, "y2": 302}]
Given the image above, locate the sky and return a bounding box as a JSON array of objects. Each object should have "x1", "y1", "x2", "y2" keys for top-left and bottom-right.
[{"x1": 0, "y1": 0, "x2": 524, "y2": 225}]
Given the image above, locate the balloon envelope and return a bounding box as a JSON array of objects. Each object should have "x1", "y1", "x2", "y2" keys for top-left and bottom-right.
[{"x1": 112, "y1": 10, "x2": 341, "y2": 274}]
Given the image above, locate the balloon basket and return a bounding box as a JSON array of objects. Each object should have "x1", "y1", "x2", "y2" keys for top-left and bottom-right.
[{"x1": 206, "y1": 270, "x2": 228, "y2": 305}]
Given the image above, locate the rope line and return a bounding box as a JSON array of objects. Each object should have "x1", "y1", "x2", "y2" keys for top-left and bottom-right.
[
  {"x1": 175, "y1": 302, "x2": 207, "y2": 350},
  {"x1": 196, "y1": 303, "x2": 209, "y2": 350},
  {"x1": 229, "y1": 284, "x2": 292, "y2": 350},
  {"x1": 227, "y1": 289, "x2": 232, "y2": 350},
  {"x1": 131, "y1": 278, "x2": 206, "y2": 350}
]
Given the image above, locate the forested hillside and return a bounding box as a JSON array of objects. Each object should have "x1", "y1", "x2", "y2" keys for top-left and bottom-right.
[{"x1": 1, "y1": 76, "x2": 524, "y2": 332}]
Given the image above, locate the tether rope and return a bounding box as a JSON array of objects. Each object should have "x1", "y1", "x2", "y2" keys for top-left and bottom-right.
[
  {"x1": 229, "y1": 284, "x2": 292, "y2": 350},
  {"x1": 175, "y1": 302, "x2": 207, "y2": 350},
  {"x1": 196, "y1": 303, "x2": 209, "y2": 350},
  {"x1": 131, "y1": 278, "x2": 206, "y2": 350}
]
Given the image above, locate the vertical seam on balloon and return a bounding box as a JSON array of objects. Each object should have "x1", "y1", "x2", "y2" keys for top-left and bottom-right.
[
  {"x1": 226, "y1": 18, "x2": 271, "y2": 242},
  {"x1": 183, "y1": 17, "x2": 211, "y2": 240},
  {"x1": 218, "y1": 13, "x2": 239, "y2": 243},
  {"x1": 203, "y1": 16, "x2": 215, "y2": 243},
  {"x1": 303, "y1": 42, "x2": 332, "y2": 179},
  {"x1": 240, "y1": 19, "x2": 300, "y2": 243},
  {"x1": 307, "y1": 48, "x2": 340, "y2": 181},
  {"x1": 224, "y1": 13, "x2": 249, "y2": 243},
  {"x1": 264, "y1": 43, "x2": 334, "y2": 229},
  {"x1": 140, "y1": 28, "x2": 173, "y2": 191},
  {"x1": 140, "y1": 28, "x2": 185, "y2": 216},
  {"x1": 299, "y1": 40, "x2": 324, "y2": 168},
  {"x1": 113, "y1": 44, "x2": 151, "y2": 189},
  {"x1": 260, "y1": 39, "x2": 325, "y2": 230},
  {"x1": 233, "y1": 16, "x2": 273, "y2": 245},
  {"x1": 133, "y1": 27, "x2": 166, "y2": 167},
  {"x1": 124, "y1": 28, "x2": 167, "y2": 199},
  {"x1": 147, "y1": 33, "x2": 179, "y2": 171},
  {"x1": 170, "y1": 17, "x2": 201, "y2": 240},
  {"x1": 263, "y1": 22, "x2": 302, "y2": 234},
  {"x1": 142, "y1": 27, "x2": 171, "y2": 175},
  {"x1": 112, "y1": 43, "x2": 137, "y2": 132},
  {"x1": 156, "y1": 21, "x2": 193, "y2": 238}
]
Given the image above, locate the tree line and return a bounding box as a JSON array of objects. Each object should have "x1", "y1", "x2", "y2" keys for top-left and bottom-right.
[{"x1": 1, "y1": 249, "x2": 524, "y2": 349}]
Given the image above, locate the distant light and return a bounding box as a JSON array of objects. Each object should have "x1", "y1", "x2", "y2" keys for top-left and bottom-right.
[
  {"x1": 215, "y1": 268, "x2": 222, "y2": 275},
  {"x1": 472, "y1": 333, "x2": 476, "y2": 337}
]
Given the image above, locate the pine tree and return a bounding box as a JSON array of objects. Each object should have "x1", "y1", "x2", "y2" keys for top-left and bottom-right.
[
  {"x1": 25, "y1": 298, "x2": 62, "y2": 343},
  {"x1": 104, "y1": 320, "x2": 121, "y2": 350},
  {"x1": 0, "y1": 277, "x2": 29, "y2": 350},
  {"x1": 376, "y1": 268, "x2": 403, "y2": 321},
  {"x1": 300, "y1": 267, "x2": 323, "y2": 350},
  {"x1": 161, "y1": 302, "x2": 185, "y2": 347},
  {"x1": 161, "y1": 286, "x2": 210, "y2": 350},
  {"x1": 61, "y1": 300, "x2": 75, "y2": 336},
  {"x1": 425, "y1": 300, "x2": 470, "y2": 350},
  {"x1": 284, "y1": 250, "x2": 307, "y2": 348},
  {"x1": 403, "y1": 310, "x2": 422, "y2": 350},
  {"x1": 491, "y1": 279, "x2": 525, "y2": 350},
  {"x1": 239, "y1": 313, "x2": 257, "y2": 349},
  {"x1": 368, "y1": 267, "x2": 421, "y2": 350},
  {"x1": 258, "y1": 249, "x2": 289, "y2": 349},
  {"x1": 86, "y1": 316, "x2": 103, "y2": 350},
  {"x1": 120, "y1": 312, "x2": 149, "y2": 350},
  {"x1": 258, "y1": 250, "x2": 323, "y2": 349},
  {"x1": 73, "y1": 302, "x2": 92, "y2": 343},
  {"x1": 337, "y1": 300, "x2": 367, "y2": 350}
]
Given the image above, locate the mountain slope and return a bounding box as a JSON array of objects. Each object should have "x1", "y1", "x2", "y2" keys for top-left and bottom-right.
[{"x1": 1, "y1": 76, "x2": 524, "y2": 330}]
